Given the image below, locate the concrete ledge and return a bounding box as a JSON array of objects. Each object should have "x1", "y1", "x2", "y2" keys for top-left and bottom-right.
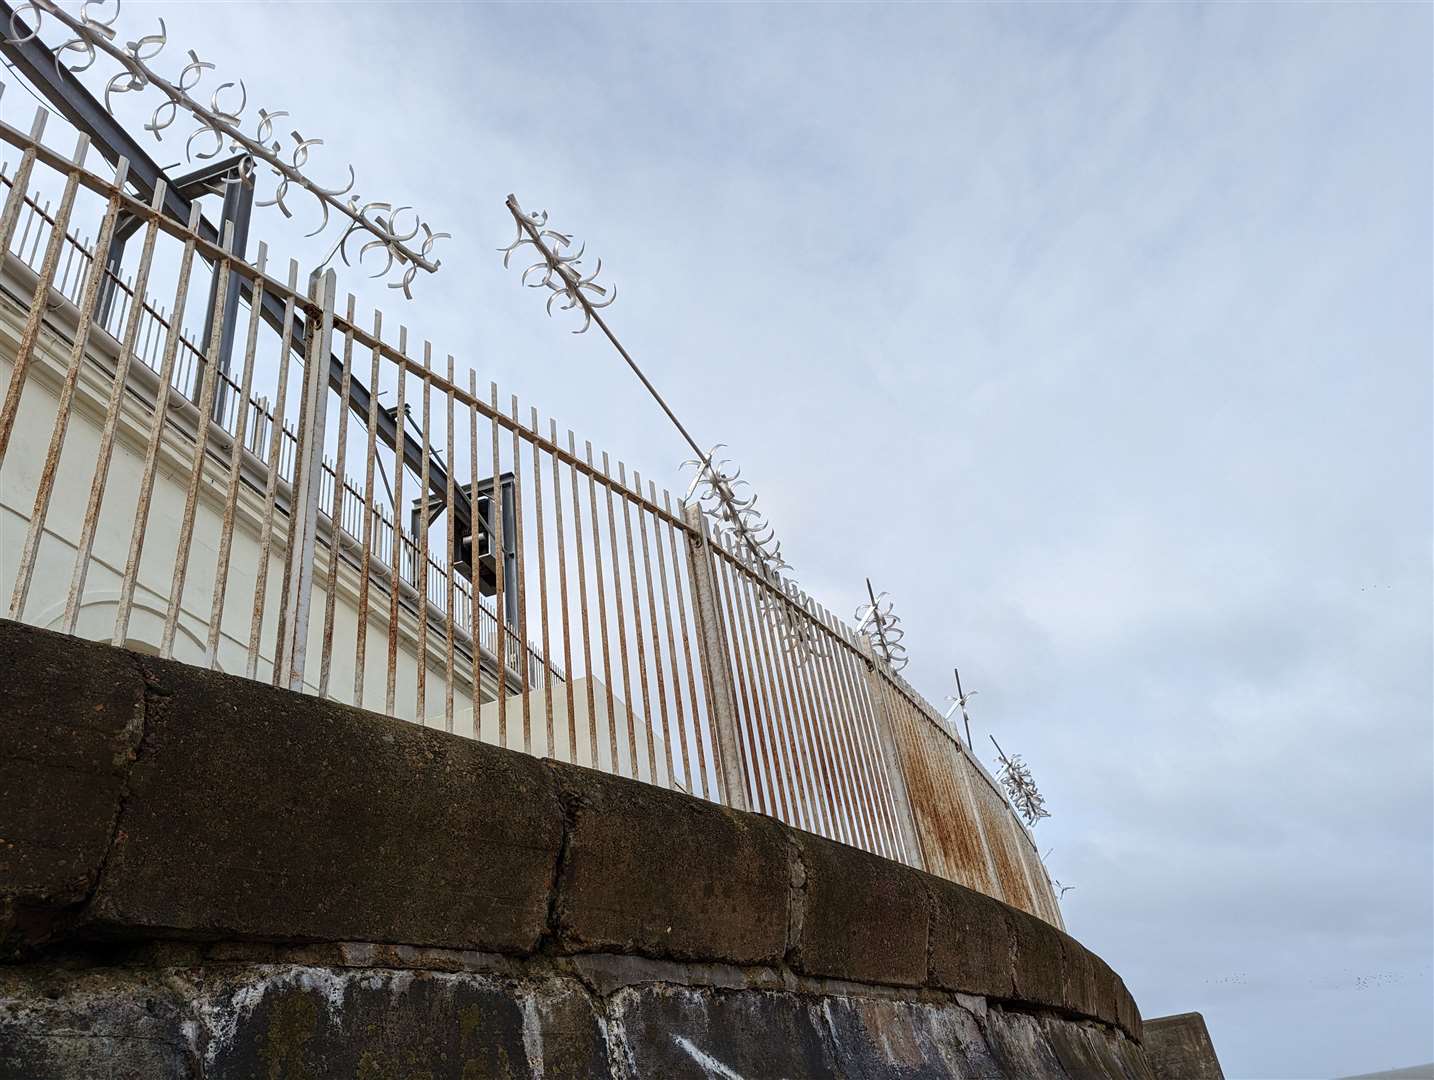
[
  {"x1": 0, "y1": 619, "x2": 1142, "y2": 1045},
  {"x1": 549, "y1": 759, "x2": 790, "y2": 965},
  {"x1": 86, "y1": 650, "x2": 563, "y2": 955},
  {"x1": 791, "y1": 831, "x2": 929, "y2": 987},
  {"x1": 0, "y1": 623, "x2": 145, "y2": 954},
  {"x1": 1146, "y1": 1011, "x2": 1223, "y2": 1079}
]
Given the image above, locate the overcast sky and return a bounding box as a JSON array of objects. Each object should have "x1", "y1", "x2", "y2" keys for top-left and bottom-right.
[{"x1": 15, "y1": 2, "x2": 1432, "y2": 1076}]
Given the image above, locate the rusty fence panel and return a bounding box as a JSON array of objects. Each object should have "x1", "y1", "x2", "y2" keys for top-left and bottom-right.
[
  {"x1": 877, "y1": 666, "x2": 1064, "y2": 925},
  {"x1": 0, "y1": 109, "x2": 1062, "y2": 926}
]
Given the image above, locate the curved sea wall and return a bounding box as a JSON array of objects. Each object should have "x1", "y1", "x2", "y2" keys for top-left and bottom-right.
[{"x1": 0, "y1": 620, "x2": 1150, "y2": 1077}]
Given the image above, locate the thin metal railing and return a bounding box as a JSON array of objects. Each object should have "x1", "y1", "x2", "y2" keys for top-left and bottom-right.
[
  {"x1": 0, "y1": 168, "x2": 551, "y2": 694},
  {"x1": 0, "y1": 108, "x2": 1062, "y2": 926}
]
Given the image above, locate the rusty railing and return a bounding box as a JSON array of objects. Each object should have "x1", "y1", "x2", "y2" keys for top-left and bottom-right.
[{"x1": 0, "y1": 108, "x2": 1062, "y2": 927}]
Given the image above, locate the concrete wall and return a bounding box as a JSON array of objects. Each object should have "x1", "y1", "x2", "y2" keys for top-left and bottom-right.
[
  {"x1": 1144, "y1": 1012, "x2": 1227, "y2": 1080},
  {"x1": 0, "y1": 619, "x2": 1153, "y2": 1077}
]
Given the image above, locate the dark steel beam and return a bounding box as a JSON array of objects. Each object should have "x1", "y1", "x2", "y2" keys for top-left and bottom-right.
[{"x1": 0, "y1": 0, "x2": 472, "y2": 553}]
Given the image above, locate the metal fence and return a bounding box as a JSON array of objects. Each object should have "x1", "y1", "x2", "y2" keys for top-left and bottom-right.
[{"x1": 0, "y1": 108, "x2": 1062, "y2": 927}]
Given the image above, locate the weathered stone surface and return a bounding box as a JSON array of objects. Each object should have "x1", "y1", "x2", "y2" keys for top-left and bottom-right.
[
  {"x1": 0, "y1": 966, "x2": 193, "y2": 1080},
  {"x1": 0, "y1": 951, "x2": 1164, "y2": 1079},
  {"x1": 0, "y1": 622, "x2": 145, "y2": 955},
  {"x1": 1060, "y1": 930, "x2": 1100, "y2": 1019},
  {"x1": 549, "y1": 760, "x2": 789, "y2": 965},
  {"x1": 1007, "y1": 905, "x2": 1065, "y2": 1009},
  {"x1": 1043, "y1": 1015, "x2": 1156, "y2": 1080},
  {"x1": 926, "y1": 872, "x2": 1015, "y2": 999},
  {"x1": 983, "y1": 1006, "x2": 1072, "y2": 1079},
  {"x1": 0, "y1": 619, "x2": 1160, "y2": 1078},
  {"x1": 793, "y1": 831, "x2": 929, "y2": 986},
  {"x1": 200, "y1": 968, "x2": 608, "y2": 1079},
  {"x1": 1091, "y1": 954, "x2": 1124, "y2": 1029},
  {"x1": 0, "y1": 961, "x2": 610, "y2": 1080},
  {"x1": 820, "y1": 995, "x2": 1001, "y2": 1078},
  {"x1": 86, "y1": 652, "x2": 563, "y2": 955},
  {"x1": 1145, "y1": 1011, "x2": 1226, "y2": 1080},
  {"x1": 1117, "y1": 973, "x2": 1144, "y2": 1042},
  {"x1": 612, "y1": 984, "x2": 836, "y2": 1078}
]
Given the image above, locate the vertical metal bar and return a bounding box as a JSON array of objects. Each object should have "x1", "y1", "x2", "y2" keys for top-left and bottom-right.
[
  {"x1": 740, "y1": 565, "x2": 815, "y2": 833},
  {"x1": 158, "y1": 220, "x2": 236, "y2": 657},
  {"x1": 0, "y1": 133, "x2": 88, "y2": 462},
  {"x1": 317, "y1": 297, "x2": 357, "y2": 698},
  {"x1": 9, "y1": 156, "x2": 128, "y2": 619},
  {"x1": 488, "y1": 381, "x2": 506, "y2": 744},
  {"x1": 275, "y1": 268, "x2": 337, "y2": 692},
  {"x1": 137, "y1": 301, "x2": 156, "y2": 364},
  {"x1": 567, "y1": 430, "x2": 595, "y2": 765},
  {"x1": 353, "y1": 310, "x2": 383, "y2": 706},
  {"x1": 668, "y1": 497, "x2": 710, "y2": 799},
  {"x1": 508, "y1": 395, "x2": 531, "y2": 751},
  {"x1": 507, "y1": 395, "x2": 530, "y2": 751},
  {"x1": 550, "y1": 420, "x2": 576, "y2": 760},
  {"x1": 837, "y1": 619, "x2": 905, "y2": 858},
  {"x1": 616, "y1": 463, "x2": 654, "y2": 782},
  {"x1": 413, "y1": 345, "x2": 433, "y2": 722},
  {"x1": 442, "y1": 357, "x2": 458, "y2": 732},
  {"x1": 954, "y1": 735, "x2": 1003, "y2": 896},
  {"x1": 584, "y1": 441, "x2": 617, "y2": 772},
  {"x1": 708, "y1": 547, "x2": 774, "y2": 814},
  {"x1": 529, "y1": 406, "x2": 554, "y2": 755},
  {"x1": 652, "y1": 485, "x2": 691, "y2": 793},
  {"x1": 771, "y1": 594, "x2": 842, "y2": 840},
  {"x1": 384, "y1": 332, "x2": 408, "y2": 715},
  {"x1": 860, "y1": 650, "x2": 927, "y2": 869},
  {"x1": 599, "y1": 452, "x2": 635, "y2": 776},
  {"x1": 797, "y1": 616, "x2": 861, "y2": 848},
  {"x1": 57, "y1": 229, "x2": 78, "y2": 295},
  {"x1": 245, "y1": 262, "x2": 302, "y2": 678},
  {"x1": 204, "y1": 244, "x2": 268, "y2": 667},
  {"x1": 635, "y1": 475, "x2": 675, "y2": 787},
  {"x1": 0, "y1": 109, "x2": 47, "y2": 257},
  {"x1": 467, "y1": 371, "x2": 484, "y2": 720},
  {"x1": 17, "y1": 197, "x2": 43, "y2": 261},
  {"x1": 202, "y1": 166, "x2": 253, "y2": 424},
  {"x1": 819, "y1": 623, "x2": 890, "y2": 860},
  {"x1": 728, "y1": 559, "x2": 797, "y2": 820},
  {"x1": 815, "y1": 626, "x2": 876, "y2": 853},
  {"x1": 112, "y1": 202, "x2": 203, "y2": 646},
  {"x1": 813, "y1": 629, "x2": 879, "y2": 854},
  {"x1": 840, "y1": 633, "x2": 903, "y2": 858},
  {"x1": 62, "y1": 183, "x2": 168, "y2": 636}
]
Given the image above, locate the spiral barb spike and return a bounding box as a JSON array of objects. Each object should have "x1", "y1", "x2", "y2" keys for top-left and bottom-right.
[
  {"x1": 501, "y1": 196, "x2": 616, "y2": 334},
  {"x1": 941, "y1": 667, "x2": 978, "y2": 748},
  {"x1": 856, "y1": 579, "x2": 910, "y2": 672},
  {"x1": 14, "y1": 0, "x2": 444, "y2": 298},
  {"x1": 759, "y1": 579, "x2": 828, "y2": 666},
  {"x1": 990, "y1": 736, "x2": 1050, "y2": 827}
]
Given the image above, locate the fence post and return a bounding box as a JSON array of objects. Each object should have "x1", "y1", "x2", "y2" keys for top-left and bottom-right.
[
  {"x1": 682, "y1": 504, "x2": 750, "y2": 811},
  {"x1": 275, "y1": 268, "x2": 337, "y2": 692},
  {"x1": 858, "y1": 642, "x2": 927, "y2": 870}
]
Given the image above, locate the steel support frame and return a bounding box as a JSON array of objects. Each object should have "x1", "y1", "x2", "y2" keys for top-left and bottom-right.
[{"x1": 0, "y1": 1, "x2": 475, "y2": 558}]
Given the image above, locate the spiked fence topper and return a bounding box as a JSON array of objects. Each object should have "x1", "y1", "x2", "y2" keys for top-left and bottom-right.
[
  {"x1": 856, "y1": 578, "x2": 909, "y2": 672},
  {"x1": 990, "y1": 735, "x2": 1051, "y2": 827},
  {"x1": 7, "y1": 0, "x2": 447, "y2": 296}
]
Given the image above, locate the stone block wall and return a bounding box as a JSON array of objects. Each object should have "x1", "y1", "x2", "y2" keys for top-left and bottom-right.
[{"x1": 0, "y1": 620, "x2": 1152, "y2": 1077}]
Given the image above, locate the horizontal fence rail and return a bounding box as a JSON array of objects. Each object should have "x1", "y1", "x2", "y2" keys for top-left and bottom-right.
[{"x1": 0, "y1": 108, "x2": 1062, "y2": 927}]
